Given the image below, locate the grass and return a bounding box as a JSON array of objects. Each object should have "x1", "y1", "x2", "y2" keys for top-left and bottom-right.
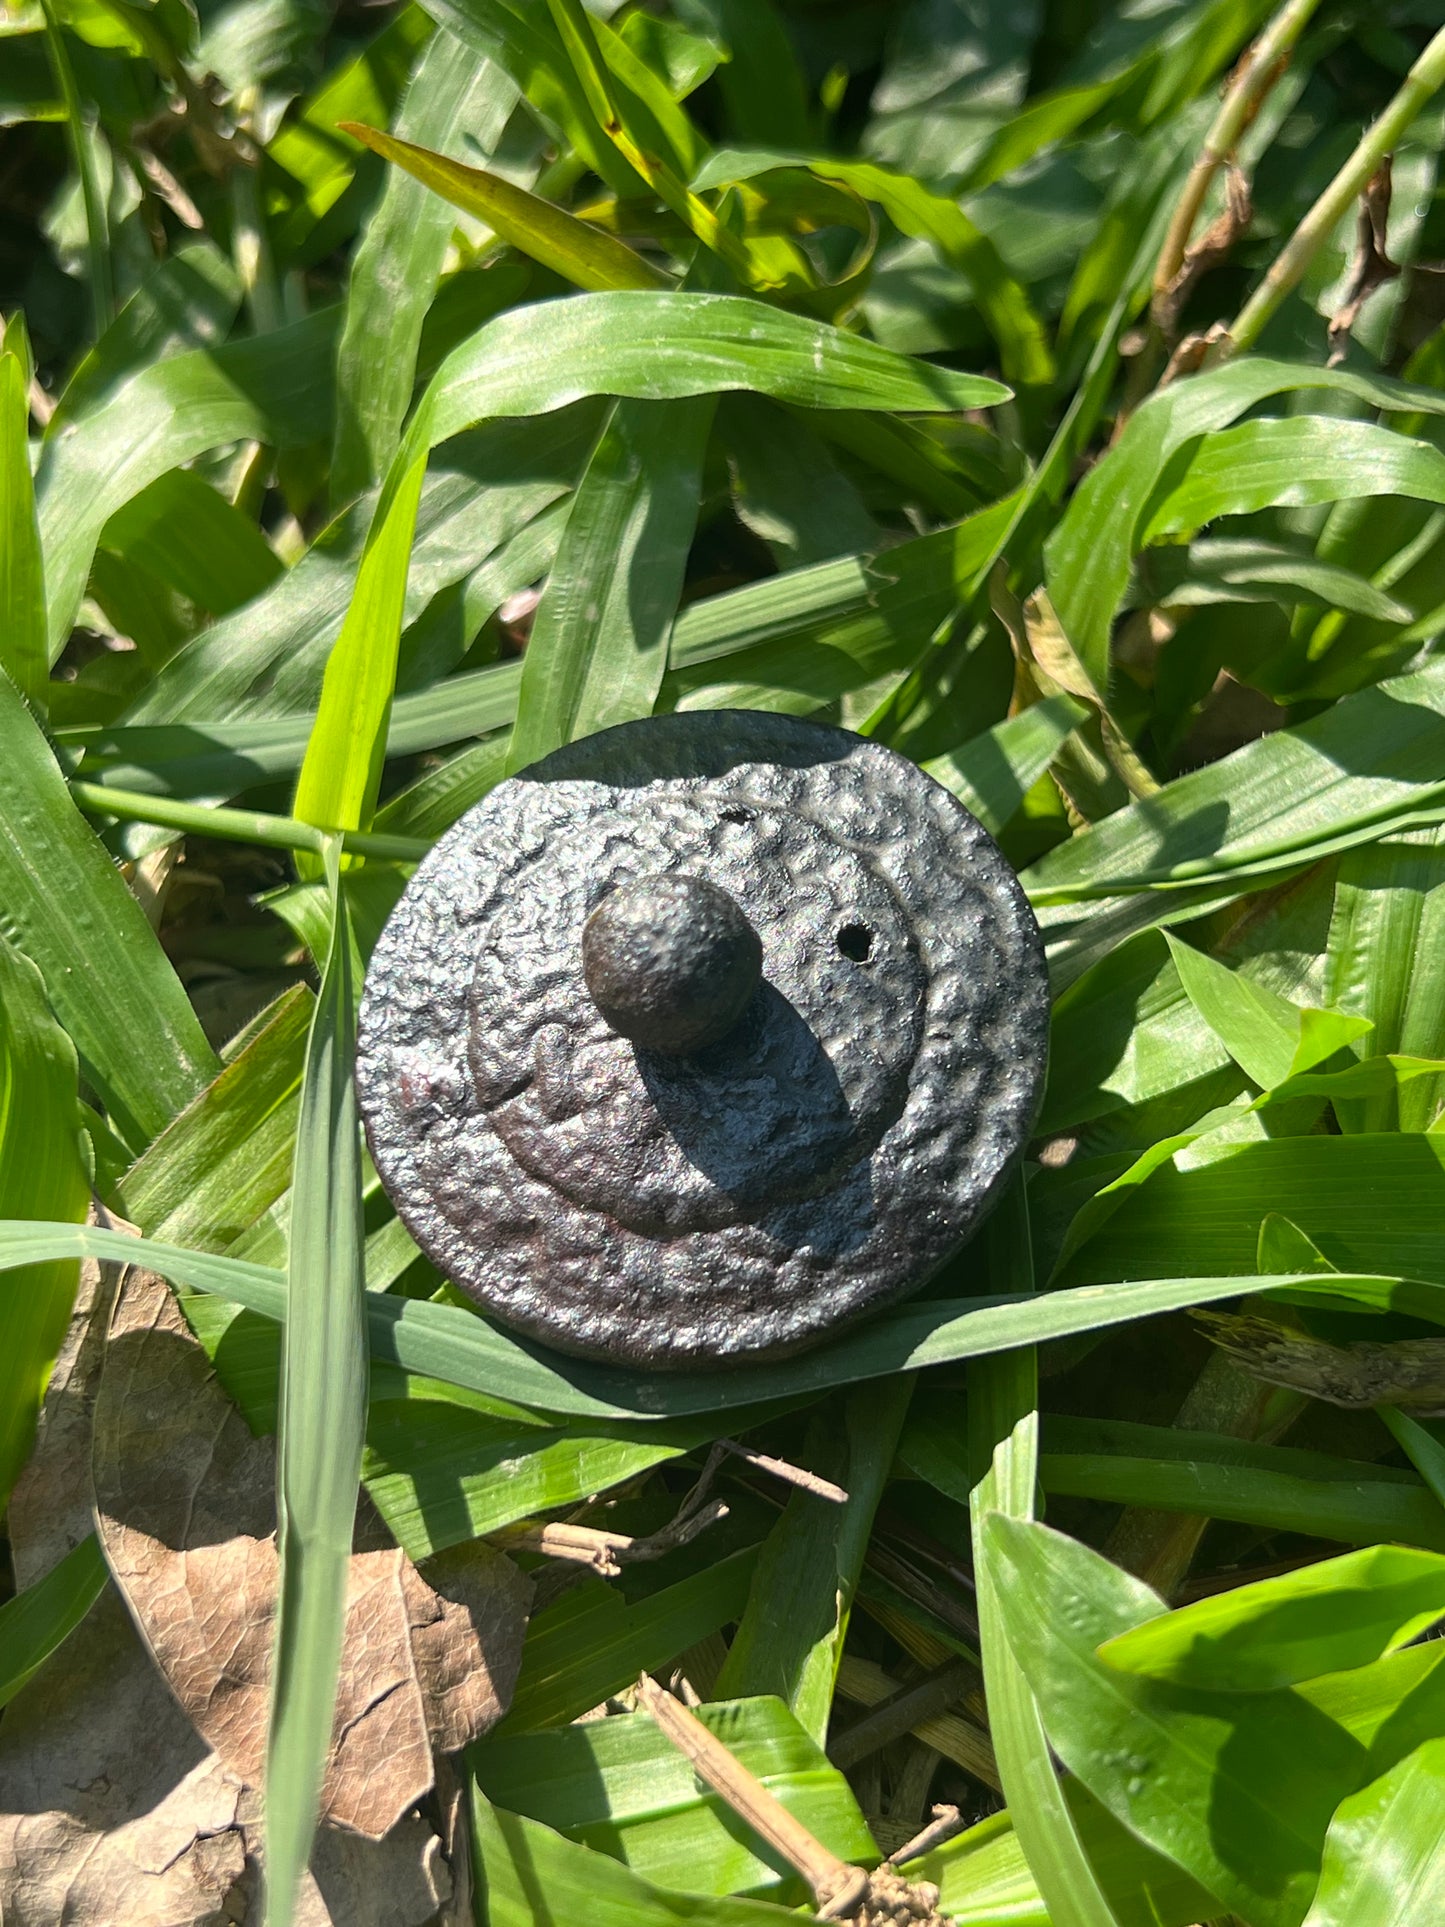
[{"x1": 4, "y1": 0, "x2": 1445, "y2": 1922}]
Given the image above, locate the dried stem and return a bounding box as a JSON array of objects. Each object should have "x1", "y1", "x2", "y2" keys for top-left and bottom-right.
[
  {"x1": 1222, "y1": 21, "x2": 1445, "y2": 358},
  {"x1": 1152, "y1": 0, "x2": 1322, "y2": 320},
  {"x1": 637, "y1": 1674, "x2": 948, "y2": 1924},
  {"x1": 495, "y1": 1497, "x2": 729, "y2": 1576},
  {"x1": 888, "y1": 1805, "x2": 966, "y2": 1868},
  {"x1": 636, "y1": 1671, "x2": 866, "y2": 1914},
  {"x1": 720, "y1": 1438, "x2": 849, "y2": 1504}
]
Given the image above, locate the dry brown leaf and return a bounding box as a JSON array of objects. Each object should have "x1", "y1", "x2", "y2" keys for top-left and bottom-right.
[
  {"x1": 0, "y1": 1252, "x2": 524, "y2": 1925},
  {"x1": 91, "y1": 1266, "x2": 531, "y2": 1837}
]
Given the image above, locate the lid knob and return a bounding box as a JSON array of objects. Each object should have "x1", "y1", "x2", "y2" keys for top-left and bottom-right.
[{"x1": 582, "y1": 872, "x2": 762, "y2": 1055}]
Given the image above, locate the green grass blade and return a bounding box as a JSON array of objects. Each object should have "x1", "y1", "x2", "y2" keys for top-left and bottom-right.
[
  {"x1": 1045, "y1": 360, "x2": 1445, "y2": 688},
  {"x1": 715, "y1": 1377, "x2": 912, "y2": 1744},
  {"x1": 0, "y1": 1224, "x2": 1438, "y2": 1420},
  {"x1": 116, "y1": 984, "x2": 313, "y2": 1248},
  {"x1": 1098, "y1": 1546, "x2": 1445, "y2": 1690},
  {"x1": 36, "y1": 310, "x2": 337, "y2": 660},
  {"x1": 331, "y1": 39, "x2": 518, "y2": 503},
  {"x1": 469, "y1": 1787, "x2": 803, "y2": 1926},
  {"x1": 0, "y1": 348, "x2": 48, "y2": 713},
  {"x1": 968, "y1": 1182, "x2": 1123, "y2": 1927},
  {"x1": 263, "y1": 847, "x2": 367, "y2": 1927},
  {"x1": 1301, "y1": 1738, "x2": 1445, "y2": 1927},
  {"x1": 471, "y1": 1697, "x2": 874, "y2": 1904},
  {"x1": 296, "y1": 291, "x2": 1007, "y2": 839},
  {"x1": 291, "y1": 453, "x2": 429, "y2": 845},
  {"x1": 0, "y1": 671, "x2": 217, "y2": 1148},
  {"x1": 1325, "y1": 823, "x2": 1445, "y2": 1131},
  {"x1": 0, "y1": 936, "x2": 87, "y2": 1504},
  {"x1": 0, "y1": 1533, "x2": 108, "y2": 1710},
  {"x1": 47, "y1": 238, "x2": 241, "y2": 432},
  {"x1": 1140, "y1": 416, "x2": 1445, "y2": 545},
  {"x1": 922, "y1": 695, "x2": 1088, "y2": 837},
  {"x1": 345, "y1": 123, "x2": 671, "y2": 293},
  {"x1": 419, "y1": 293, "x2": 1009, "y2": 445},
  {"x1": 508, "y1": 394, "x2": 712, "y2": 769}
]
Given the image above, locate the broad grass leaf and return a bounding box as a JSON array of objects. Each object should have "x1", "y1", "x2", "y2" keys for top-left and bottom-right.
[
  {"x1": 967, "y1": 1184, "x2": 1122, "y2": 1927},
  {"x1": 1099, "y1": 1546, "x2": 1445, "y2": 1692},
  {"x1": 346, "y1": 123, "x2": 671, "y2": 294},
  {"x1": 0, "y1": 1532, "x2": 106, "y2": 1711},
  {"x1": 1028, "y1": 655, "x2": 1445, "y2": 988},
  {"x1": 1140, "y1": 417, "x2": 1445, "y2": 546},
  {"x1": 37, "y1": 310, "x2": 337, "y2": 658},
  {"x1": 414, "y1": 0, "x2": 686, "y2": 198},
  {"x1": 1164, "y1": 935, "x2": 1371, "y2": 1090},
  {"x1": 0, "y1": 348, "x2": 48, "y2": 710},
  {"x1": 508, "y1": 394, "x2": 713, "y2": 769},
  {"x1": 264, "y1": 854, "x2": 368, "y2": 1927},
  {"x1": 99, "y1": 469, "x2": 282, "y2": 631},
  {"x1": 1147, "y1": 536, "x2": 1412, "y2": 624},
  {"x1": 1041, "y1": 931, "x2": 1234, "y2": 1137},
  {"x1": 469, "y1": 1787, "x2": 808, "y2": 1926},
  {"x1": 983, "y1": 1513, "x2": 1365, "y2": 1927},
  {"x1": 296, "y1": 292, "x2": 1009, "y2": 840},
  {"x1": 0, "y1": 937, "x2": 88, "y2": 1502},
  {"x1": 698, "y1": 0, "x2": 808, "y2": 147},
  {"x1": 0, "y1": 672, "x2": 217, "y2": 1147},
  {"x1": 922, "y1": 694, "x2": 1088, "y2": 837},
  {"x1": 695, "y1": 148, "x2": 1053, "y2": 385},
  {"x1": 1056, "y1": 1134, "x2": 1445, "y2": 1291},
  {"x1": 724, "y1": 395, "x2": 880, "y2": 569},
  {"x1": 116, "y1": 985, "x2": 312, "y2": 1249},
  {"x1": 922, "y1": 1788, "x2": 1218, "y2": 1927},
  {"x1": 498, "y1": 1550, "x2": 759, "y2": 1732},
  {"x1": 47, "y1": 239, "x2": 241, "y2": 432},
  {"x1": 1045, "y1": 360, "x2": 1445, "y2": 688},
  {"x1": 361, "y1": 1393, "x2": 744, "y2": 1559},
  {"x1": 472, "y1": 1696, "x2": 874, "y2": 1903},
  {"x1": 265, "y1": 4, "x2": 433, "y2": 251},
  {"x1": 1040, "y1": 1441, "x2": 1445, "y2": 1554},
  {"x1": 1325, "y1": 823, "x2": 1445, "y2": 1131},
  {"x1": 3, "y1": 1222, "x2": 1443, "y2": 1420},
  {"x1": 127, "y1": 409, "x2": 594, "y2": 732},
  {"x1": 331, "y1": 39, "x2": 519, "y2": 503},
  {"x1": 715, "y1": 1379, "x2": 912, "y2": 1746},
  {"x1": 1301, "y1": 1738, "x2": 1445, "y2": 1927}
]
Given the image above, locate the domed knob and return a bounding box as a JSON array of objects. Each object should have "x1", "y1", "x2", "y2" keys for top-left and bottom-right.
[{"x1": 582, "y1": 872, "x2": 763, "y2": 1055}]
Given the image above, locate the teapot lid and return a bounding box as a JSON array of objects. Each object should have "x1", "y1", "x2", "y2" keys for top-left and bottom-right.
[{"x1": 356, "y1": 711, "x2": 1048, "y2": 1370}]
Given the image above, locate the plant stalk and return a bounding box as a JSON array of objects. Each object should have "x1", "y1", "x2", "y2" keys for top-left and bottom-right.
[
  {"x1": 68, "y1": 781, "x2": 430, "y2": 864},
  {"x1": 1222, "y1": 21, "x2": 1445, "y2": 357},
  {"x1": 41, "y1": 0, "x2": 112, "y2": 336},
  {"x1": 1153, "y1": 0, "x2": 1323, "y2": 315}
]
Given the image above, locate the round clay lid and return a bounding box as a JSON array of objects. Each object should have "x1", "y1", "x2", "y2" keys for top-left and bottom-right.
[{"x1": 356, "y1": 711, "x2": 1048, "y2": 1369}]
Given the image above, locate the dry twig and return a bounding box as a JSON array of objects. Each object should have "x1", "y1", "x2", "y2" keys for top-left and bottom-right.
[
  {"x1": 636, "y1": 1673, "x2": 948, "y2": 1924},
  {"x1": 494, "y1": 1498, "x2": 729, "y2": 1576}
]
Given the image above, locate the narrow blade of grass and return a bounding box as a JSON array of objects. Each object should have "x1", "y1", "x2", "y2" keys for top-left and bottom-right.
[
  {"x1": 263, "y1": 845, "x2": 367, "y2": 1927},
  {"x1": 508, "y1": 394, "x2": 713, "y2": 769},
  {"x1": 0, "y1": 342, "x2": 48, "y2": 713},
  {"x1": 968, "y1": 1181, "x2": 1122, "y2": 1927},
  {"x1": 0, "y1": 1533, "x2": 108, "y2": 1709},
  {"x1": 0, "y1": 936, "x2": 88, "y2": 1504}
]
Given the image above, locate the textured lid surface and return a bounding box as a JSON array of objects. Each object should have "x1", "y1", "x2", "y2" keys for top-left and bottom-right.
[{"x1": 356, "y1": 711, "x2": 1048, "y2": 1369}]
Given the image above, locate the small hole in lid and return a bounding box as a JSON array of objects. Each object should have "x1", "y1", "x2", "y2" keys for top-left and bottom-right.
[{"x1": 836, "y1": 922, "x2": 873, "y2": 963}]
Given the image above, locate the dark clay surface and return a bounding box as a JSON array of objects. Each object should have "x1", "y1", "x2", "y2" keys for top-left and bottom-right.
[{"x1": 356, "y1": 711, "x2": 1049, "y2": 1369}]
